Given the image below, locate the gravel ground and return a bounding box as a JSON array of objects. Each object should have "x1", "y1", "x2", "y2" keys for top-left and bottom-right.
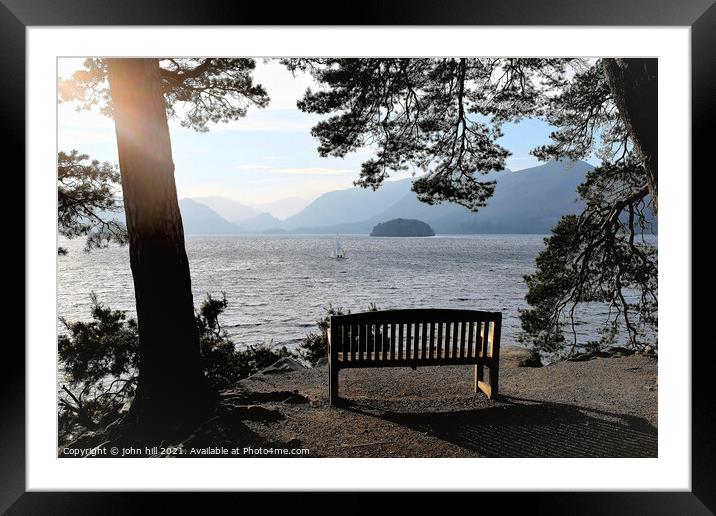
[{"x1": 220, "y1": 354, "x2": 657, "y2": 458}]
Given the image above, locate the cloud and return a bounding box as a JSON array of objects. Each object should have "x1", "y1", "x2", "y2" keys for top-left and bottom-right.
[
  {"x1": 235, "y1": 164, "x2": 272, "y2": 171},
  {"x1": 252, "y1": 59, "x2": 317, "y2": 110},
  {"x1": 214, "y1": 116, "x2": 314, "y2": 133},
  {"x1": 506, "y1": 155, "x2": 540, "y2": 171},
  {"x1": 178, "y1": 178, "x2": 349, "y2": 205},
  {"x1": 235, "y1": 165, "x2": 352, "y2": 176}
]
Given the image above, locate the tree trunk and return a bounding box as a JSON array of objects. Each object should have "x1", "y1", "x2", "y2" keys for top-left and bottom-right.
[
  {"x1": 602, "y1": 58, "x2": 658, "y2": 211},
  {"x1": 106, "y1": 59, "x2": 216, "y2": 437}
]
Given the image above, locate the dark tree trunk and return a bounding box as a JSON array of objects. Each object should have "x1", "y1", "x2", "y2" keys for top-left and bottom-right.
[
  {"x1": 602, "y1": 58, "x2": 658, "y2": 211},
  {"x1": 106, "y1": 59, "x2": 216, "y2": 437}
]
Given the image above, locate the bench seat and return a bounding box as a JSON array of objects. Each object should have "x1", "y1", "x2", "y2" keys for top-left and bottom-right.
[{"x1": 328, "y1": 309, "x2": 502, "y2": 406}]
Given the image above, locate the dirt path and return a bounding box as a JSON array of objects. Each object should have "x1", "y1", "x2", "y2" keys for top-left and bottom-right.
[{"x1": 218, "y1": 354, "x2": 657, "y2": 458}]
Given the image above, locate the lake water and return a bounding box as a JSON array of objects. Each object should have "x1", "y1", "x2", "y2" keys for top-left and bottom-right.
[{"x1": 57, "y1": 234, "x2": 618, "y2": 350}]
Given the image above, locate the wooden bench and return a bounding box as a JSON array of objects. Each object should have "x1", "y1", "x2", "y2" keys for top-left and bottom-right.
[{"x1": 328, "y1": 309, "x2": 502, "y2": 406}]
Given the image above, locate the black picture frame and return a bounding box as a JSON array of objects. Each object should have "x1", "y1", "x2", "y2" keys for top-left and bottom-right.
[{"x1": 4, "y1": 0, "x2": 713, "y2": 513}]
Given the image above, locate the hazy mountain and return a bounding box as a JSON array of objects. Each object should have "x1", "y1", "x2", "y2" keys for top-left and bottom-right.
[
  {"x1": 236, "y1": 212, "x2": 283, "y2": 233},
  {"x1": 251, "y1": 197, "x2": 311, "y2": 220},
  {"x1": 188, "y1": 195, "x2": 311, "y2": 221},
  {"x1": 281, "y1": 160, "x2": 590, "y2": 235},
  {"x1": 106, "y1": 160, "x2": 598, "y2": 236},
  {"x1": 427, "y1": 160, "x2": 591, "y2": 234},
  {"x1": 178, "y1": 198, "x2": 240, "y2": 235},
  {"x1": 191, "y1": 196, "x2": 259, "y2": 224},
  {"x1": 281, "y1": 179, "x2": 413, "y2": 230}
]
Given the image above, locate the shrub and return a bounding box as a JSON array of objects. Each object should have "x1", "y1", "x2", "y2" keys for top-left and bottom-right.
[
  {"x1": 299, "y1": 303, "x2": 380, "y2": 365},
  {"x1": 233, "y1": 342, "x2": 295, "y2": 379},
  {"x1": 298, "y1": 305, "x2": 346, "y2": 365},
  {"x1": 58, "y1": 293, "x2": 294, "y2": 444}
]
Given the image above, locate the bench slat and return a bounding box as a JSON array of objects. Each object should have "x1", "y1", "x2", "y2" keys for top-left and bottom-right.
[
  {"x1": 437, "y1": 322, "x2": 443, "y2": 361},
  {"x1": 376, "y1": 323, "x2": 388, "y2": 361},
  {"x1": 485, "y1": 321, "x2": 492, "y2": 357},
  {"x1": 444, "y1": 321, "x2": 451, "y2": 359},
  {"x1": 378, "y1": 324, "x2": 383, "y2": 361},
  {"x1": 460, "y1": 321, "x2": 467, "y2": 358},
  {"x1": 389, "y1": 323, "x2": 395, "y2": 362},
  {"x1": 421, "y1": 322, "x2": 427, "y2": 363},
  {"x1": 338, "y1": 324, "x2": 344, "y2": 354},
  {"x1": 406, "y1": 323, "x2": 412, "y2": 361},
  {"x1": 380, "y1": 323, "x2": 386, "y2": 361},
  {"x1": 478, "y1": 322, "x2": 484, "y2": 357},
  {"x1": 485, "y1": 321, "x2": 491, "y2": 357},
  {"x1": 429, "y1": 322, "x2": 436, "y2": 359},
  {"x1": 451, "y1": 321, "x2": 458, "y2": 358},
  {"x1": 416, "y1": 323, "x2": 421, "y2": 361},
  {"x1": 349, "y1": 324, "x2": 355, "y2": 362},
  {"x1": 360, "y1": 324, "x2": 366, "y2": 361}
]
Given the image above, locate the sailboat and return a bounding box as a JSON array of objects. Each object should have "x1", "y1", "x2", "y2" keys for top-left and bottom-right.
[{"x1": 331, "y1": 235, "x2": 346, "y2": 259}]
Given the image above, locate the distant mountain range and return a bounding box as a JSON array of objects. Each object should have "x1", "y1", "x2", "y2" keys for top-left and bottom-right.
[
  {"x1": 179, "y1": 160, "x2": 600, "y2": 235},
  {"x1": 178, "y1": 198, "x2": 240, "y2": 234},
  {"x1": 190, "y1": 196, "x2": 260, "y2": 224},
  {"x1": 102, "y1": 160, "x2": 610, "y2": 236},
  {"x1": 189, "y1": 195, "x2": 310, "y2": 224}
]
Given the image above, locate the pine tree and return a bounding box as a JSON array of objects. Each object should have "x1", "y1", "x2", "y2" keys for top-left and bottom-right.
[{"x1": 61, "y1": 58, "x2": 269, "y2": 436}]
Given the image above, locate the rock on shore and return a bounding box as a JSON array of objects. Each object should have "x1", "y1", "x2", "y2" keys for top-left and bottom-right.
[{"x1": 499, "y1": 345, "x2": 542, "y2": 368}]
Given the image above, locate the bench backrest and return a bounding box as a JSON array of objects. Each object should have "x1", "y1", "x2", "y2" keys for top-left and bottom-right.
[{"x1": 329, "y1": 309, "x2": 502, "y2": 369}]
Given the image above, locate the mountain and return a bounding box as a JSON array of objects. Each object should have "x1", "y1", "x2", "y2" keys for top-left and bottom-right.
[
  {"x1": 251, "y1": 197, "x2": 311, "y2": 220},
  {"x1": 427, "y1": 160, "x2": 591, "y2": 234},
  {"x1": 104, "y1": 160, "x2": 596, "y2": 236},
  {"x1": 189, "y1": 195, "x2": 310, "y2": 221},
  {"x1": 236, "y1": 212, "x2": 283, "y2": 233},
  {"x1": 191, "y1": 196, "x2": 259, "y2": 224},
  {"x1": 281, "y1": 179, "x2": 413, "y2": 230},
  {"x1": 178, "y1": 198, "x2": 240, "y2": 235},
  {"x1": 101, "y1": 198, "x2": 285, "y2": 235},
  {"x1": 283, "y1": 160, "x2": 590, "y2": 235}
]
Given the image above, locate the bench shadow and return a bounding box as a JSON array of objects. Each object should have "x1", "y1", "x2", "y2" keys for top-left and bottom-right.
[{"x1": 342, "y1": 395, "x2": 657, "y2": 458}]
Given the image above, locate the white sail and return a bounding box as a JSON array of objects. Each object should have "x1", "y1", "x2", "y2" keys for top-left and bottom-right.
[{"x1": 332, "y1": 235, "x2": 346, "y2": 259}]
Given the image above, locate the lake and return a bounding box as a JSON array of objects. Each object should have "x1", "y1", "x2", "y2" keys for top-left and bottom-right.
[{"x1": 57, "y1": 234, "x2": 616, "y2": 351}]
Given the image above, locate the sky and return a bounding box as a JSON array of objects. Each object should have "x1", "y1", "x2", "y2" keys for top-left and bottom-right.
[{"x1": 58, "y1": 58, "x2": 571, "y2": 206}]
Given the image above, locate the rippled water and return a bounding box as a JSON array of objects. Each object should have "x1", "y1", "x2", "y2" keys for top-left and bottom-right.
[{"x1": 57, "y1": 234, "x2": 617, "y2": 350}]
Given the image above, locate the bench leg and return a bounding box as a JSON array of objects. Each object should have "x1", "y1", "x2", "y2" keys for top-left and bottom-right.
[
  {"x1": 329, "y1": 363, "x2": 339, "y2": 407},
  {"x1": 489, "y1": 363, "x2": 499, "y2": 399},
  {"x1": 475, "y1": 363, "x2": 496, "y2": 399},
  {"x1": 474, "y1": 364, "x2": 484, "y2": 393}
]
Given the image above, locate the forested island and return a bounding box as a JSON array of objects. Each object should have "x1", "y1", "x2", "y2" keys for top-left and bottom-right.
[{"x1": 370, "y1": 218, "x2": 435, "y2": 237}]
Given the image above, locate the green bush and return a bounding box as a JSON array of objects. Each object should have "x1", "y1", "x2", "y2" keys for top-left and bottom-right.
[
  {"x1": 298, "y1": 303, "x2": 379, "y2": 365},
  {"x1": 298, "y1": 305, "x2": 347, "y2": 365},
  {"x1": 58, "y1": 293, "x2": 294, "y2": 444},
  {"x1": 195, "y1": 293, "x2": 295, "y2": 387},
  {"x1": 58, "y1": 294, "x2": 139, "y2": 442}
]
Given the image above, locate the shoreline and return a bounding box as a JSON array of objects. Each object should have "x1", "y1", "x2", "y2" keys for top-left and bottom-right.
[
  {"x1": 96, "y1": 352, "x2": 655, "y2": 459},
  {"x1": 59, "y1": 346, "x2": 658, "y2": 457}
]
